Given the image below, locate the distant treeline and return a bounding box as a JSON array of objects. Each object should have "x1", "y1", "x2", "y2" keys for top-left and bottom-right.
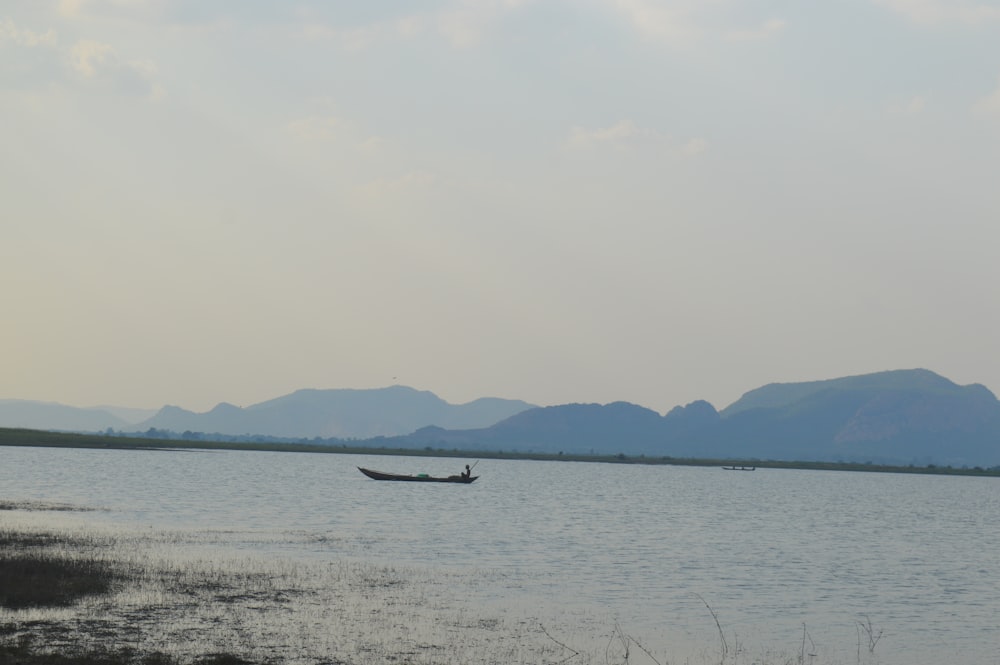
[{"x1": 2, "y1": 427, "x2": 999, "y2": 478}]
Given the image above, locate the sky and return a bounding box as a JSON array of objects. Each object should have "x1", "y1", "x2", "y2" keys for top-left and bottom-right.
[{"x1": 2, "y1": 0, "x2": 999, "y2": 415}]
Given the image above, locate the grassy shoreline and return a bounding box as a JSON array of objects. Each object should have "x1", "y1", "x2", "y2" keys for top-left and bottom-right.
[
  {"x1": 0, "y1": 517, "x2": 619, "y2": 665},
  {"x1": 2, "y1": 426, "x2": 998, "y2": 478},
  {"x1": 0, "y1": 524, "x2": 273, "y2": 664}
]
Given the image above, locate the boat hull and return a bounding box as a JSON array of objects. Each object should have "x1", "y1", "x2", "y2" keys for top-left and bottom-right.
[{"x1": 358, "y1": 467, "x2": 478, "y2": 483}]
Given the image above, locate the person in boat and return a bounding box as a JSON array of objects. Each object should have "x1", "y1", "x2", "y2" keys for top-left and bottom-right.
[{"x1": 461, "y1": 464, "x2": 471, "y2": 480}]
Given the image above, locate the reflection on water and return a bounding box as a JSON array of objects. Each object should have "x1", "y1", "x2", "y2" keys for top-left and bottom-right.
[{"x1": 1, "y1": 445, "x2": 998, "y2": 664}]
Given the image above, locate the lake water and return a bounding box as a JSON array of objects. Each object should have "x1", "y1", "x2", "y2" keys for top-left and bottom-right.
[{"x1": 1, "y1": 445, "x2": 998, "y2": 664}]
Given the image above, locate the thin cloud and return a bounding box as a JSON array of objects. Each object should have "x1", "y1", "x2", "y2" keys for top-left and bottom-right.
[
  {"x1": 285, "y1": 111, "x2": 388, "y2": 160},
  {"x1": 58, "y1": 0, "x2": 159, "y2": 21},
  {"x1": 0, "y1": 18, "x2": 58, "y2": 47},
  {"x1": 726, "y1": 18, "x2": 787, "y2": 41},
  {"x1": 69, "y1": 39, "x2": 163, "y2": 99},
  {"x1": 874, "y1": 0, "x2": 1000, "y2": 25},
  {"x1": 569, "y1": 120, "x2": 664, "y2": 148},
  {"x1": 1, "y1": 18, "x2": 160, "y2": 99},
  {"x1": 435, "y1": 0, "x2": 535, "y2": 47},
  {"x1": 679, "y1": 137, "x2": 708, "y2": 156},
  {"x1": 359, "y1": 136, "x2": 389, "y2": 156},
  {"x1": 0, "y1": 18, "x2": 63, "y2": 90},
  {"x1": 353, "y1": 170, "x2": 439, "y2": 209},
  {"x1": 286, "y1": 115, "x2": 342, "y2": 142},
  {"x1": 569, "y1": 120, "x2": 707, "y2": 157},
  {"x1": 69, "y1": 40, "x2": 115, "y2": 77},
  {"x1": 302, "y1": 2, "x2": 533, "y2": 50},
  {"x1": 888, "y1": 95, "x2": 928, "y2": 115},
  {"x1": 611, "y1": 0, "x2": 703, "y2": 44},
  {"x1": 58, "y1": 0, "x2": 90, "y2": 19},
  {"x1": 609, "y1": 1, "x2": 790, "y2": 47},
  {"x1": 973, "y1": 79, "x2": 1000, "y2": 115},
  {"x1": 302, "y1": 21, "x2": 408, "y2": 51}
]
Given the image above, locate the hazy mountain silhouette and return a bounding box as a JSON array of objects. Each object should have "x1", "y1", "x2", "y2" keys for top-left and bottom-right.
[
  {"x1": 709, "y1": 369, "x2": 1000, "y2": 465},
  {"x1": 0, "y1": 400, "x2": 134, "y2": 432},
  {"x1": 394, "y1": 370, "x2": 1000, "y2": 466},
  {"x1": 133, "y1": 386, "x2": 537, "y2": 439}
]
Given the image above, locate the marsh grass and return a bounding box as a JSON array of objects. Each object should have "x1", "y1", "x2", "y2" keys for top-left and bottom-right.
[
  {"x1": 0, "y1": 518, "x2": 568, "y2": 664},
  {"x1": 0, "y1": 500, "x2": 100, "y2": 512},
  {"x1": 0, "y1": 549, "x2": 117, "y2": 609},
  {"x1": 0, "y1": 524, "x2": 126, "y2": 612}
]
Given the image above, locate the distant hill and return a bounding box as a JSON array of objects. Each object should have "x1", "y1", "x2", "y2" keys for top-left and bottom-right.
[
  {"x1": 399, "y1": 401, "x2": 669, "y2": 454},
  {"x1": 394, "y1": 399, "x2": 717, "y2": 457},
  {"x1": 720, "y1": 368, "x2": 971, "y2": 417},
  {"x1": 0, "y1": 400, "x2": 133, "y2": 432},
  {"x1": 711, "y1": 369, "x2": 1000, "y2": 465},
  {"x1": 132, "y1": 386, "x2": 537, "y2": 439},
  {"x1": 392, "y1": 370, "x2": 1000, "y2": 467},
  {"x1": 91, "y1": 405, "x2": 159, "y2": 424}
]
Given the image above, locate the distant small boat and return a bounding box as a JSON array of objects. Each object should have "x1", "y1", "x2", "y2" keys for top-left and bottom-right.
[
  {"x1": 722, "y1": 465, "x2": 756, "y2": 471},
  {"x1": 357, "y1": 467, "x2": 478, "y2": 483}
]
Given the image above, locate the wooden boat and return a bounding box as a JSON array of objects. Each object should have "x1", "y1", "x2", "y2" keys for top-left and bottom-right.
[
  {"x1": 722, "y1": 465, "x2": 756, "y2": 471},
  {"x1": 357, "y1": 467, "x2": 479, "y2": 483}
]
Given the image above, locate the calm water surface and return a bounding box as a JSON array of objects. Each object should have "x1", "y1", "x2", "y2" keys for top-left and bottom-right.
[{"x1": 2, "y1": 445, "x2": 998, "y2": 664}]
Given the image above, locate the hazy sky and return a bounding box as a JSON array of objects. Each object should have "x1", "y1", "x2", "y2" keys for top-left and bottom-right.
[{"x1": 3, "y1": 0, "x2": 999, "y2": 415}]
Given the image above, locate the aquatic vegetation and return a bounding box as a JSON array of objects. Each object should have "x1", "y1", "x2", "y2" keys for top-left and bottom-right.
[
  {"x1": 0, "y1": 518, "x2": 577, "y2": 664},
  {"x1": 0, "y1": 547, "x2": 118, "y2": 609},
  {"x1": 0, "y1": 500, "x2": 100, "y2": 512}
]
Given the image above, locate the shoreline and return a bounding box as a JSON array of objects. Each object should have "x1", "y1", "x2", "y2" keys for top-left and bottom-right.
[
  {"x1": 0, "y1": 507, "x2": 691, "y2": 665},
  {"x1": 2, "y1": 426, "x2": 999, "y2": 478}
]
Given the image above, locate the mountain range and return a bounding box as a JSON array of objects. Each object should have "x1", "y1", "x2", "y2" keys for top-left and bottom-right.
[
  {"x1": 2, "y1": 369, "x2": 999, "y2": 467},
  {"x1": 396, "y1": 369, "x2": 1000, "y2": 466},
  {"x1": 0, "y1": 387, "x2": 536, "y2": 440},
  {"x1": 135, "y1": 387, "x2": 536, "y2": 439},
  {"x1": 0, "y1": 400, "x2": 152, "y2": 432}
]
